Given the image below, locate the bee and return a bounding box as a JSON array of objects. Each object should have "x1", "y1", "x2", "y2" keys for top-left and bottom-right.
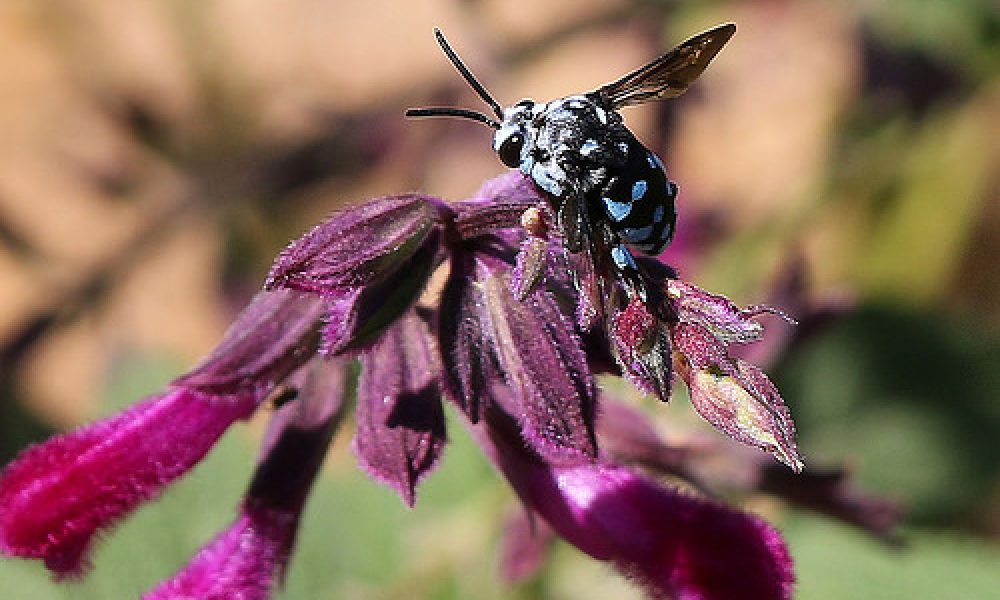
[{"x1": 407, "y1": 24, "x2": 735, "y2": 290}]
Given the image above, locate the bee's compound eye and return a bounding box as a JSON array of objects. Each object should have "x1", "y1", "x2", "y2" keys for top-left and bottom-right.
[{"x1": 498, "y1": 133, "x2": 524, "y2": 168}]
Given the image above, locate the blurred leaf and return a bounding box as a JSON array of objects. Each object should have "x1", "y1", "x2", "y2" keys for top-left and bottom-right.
[
  {"x1": 786, "y1": 516, "x2": 1000, "y2": 600},
  {"x1": 855, "y1": 0, "x2": 1000, "y2": 80},
  {"x1": 778, "y1": 304, "x2": 1000, "y2": 522},
  {"x1": 859, "y1": 93, "x2": 997, "y2": 304}
]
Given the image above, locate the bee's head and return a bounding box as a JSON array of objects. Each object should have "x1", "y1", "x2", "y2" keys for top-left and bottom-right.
[
  {"x1": 407, "y1": 29, "x2": 538, "y2": 169},
  {"x1": 493, "y1": 100, "x2": 538, "y2": 169}
]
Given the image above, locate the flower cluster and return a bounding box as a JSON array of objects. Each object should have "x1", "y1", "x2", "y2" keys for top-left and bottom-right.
[{"x1": 0, "y1": 171, "x2": 808, "y2": 599}]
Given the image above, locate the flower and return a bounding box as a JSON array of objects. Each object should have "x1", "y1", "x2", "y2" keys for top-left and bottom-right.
[
  {"x1": 0, "y1": 171, "x2": 815, "y2": 599},
  {"x1": 145, "y1": 358, "x2": 350, "y2": 599},
  {"x1": 0, "y1": 289, "x2": 324, "y2": 577},
  {"x1": 0, "y1": 389, "x2": 255, "y2": 576},
  {"x1": 475, "y1": 385, "x2": 795, "y2": 600}
]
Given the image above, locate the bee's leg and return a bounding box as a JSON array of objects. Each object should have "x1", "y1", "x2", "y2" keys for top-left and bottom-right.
[{"x1": 556, "y1": 193, "x2": 586, "y2": 253}]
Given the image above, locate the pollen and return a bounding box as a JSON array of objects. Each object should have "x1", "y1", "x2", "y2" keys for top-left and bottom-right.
[{"x1": 521, "y1": 206, "x2": 548, "y2": 237}]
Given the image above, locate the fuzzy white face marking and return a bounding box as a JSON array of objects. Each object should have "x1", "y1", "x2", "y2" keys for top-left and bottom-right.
[
  {"x1": 580, "y1": 138, "x2": 600, "y2": 156},
  {"x1": 494, "y1": 101, "x2": 543, "y2": 171}
]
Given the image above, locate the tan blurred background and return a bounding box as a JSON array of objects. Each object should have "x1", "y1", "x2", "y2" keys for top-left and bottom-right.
[{"x1": 1, "y1": 0, "x2": 998, "y2": 598}]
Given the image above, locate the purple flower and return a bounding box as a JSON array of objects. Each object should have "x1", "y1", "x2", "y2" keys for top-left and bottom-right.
[
  {"x1": 0, "y1": 388, "x2": 256, "y2": 576},
  {"x1": 597, "y1": 392, "x2": 902, "y2": 543},
  {"x1": 474, "y1": 392, "x2": 794, "y2": 600},
  {"x1": 146, "y1": 358, "x2": 349, "y2": 599},
  {"x1": 0, "y1": 289, "x2": 325, "y2": 577},
  {"x1": 0, "y1": 170, "x2": 815, "y2": 598},
  {"x1": 143, "y1": 506, "x2": 296, "y2": 600},
  {"x1": 497, "y1": 509, "x2": 554, "y2": 583}
]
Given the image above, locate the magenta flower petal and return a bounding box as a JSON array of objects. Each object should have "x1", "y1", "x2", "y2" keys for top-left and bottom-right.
[
  {"x1": 596, "y1": 396, "x2": 690, "y2": 474},
  {"x1": 143, "y1": 505, "x2": 296, "y2": 600},
  {"x1": 149, "y1": 358, "x2": 351, "y2": 600},
  {"x1": 0, "y1": 388, "x2": 255, "y2": 575},
  {"x1": 483, "y1": 423, "x2": 794, "y2": 600},
  {"x1": 354, "y1": 314, "x2": 446, "y2": 506}
]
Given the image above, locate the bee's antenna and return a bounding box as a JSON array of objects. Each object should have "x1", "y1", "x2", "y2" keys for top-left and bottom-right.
[
  {"x1": 404, "y1": 107, "x2": 500, "y2": 129},
  {"x1": 432, "y1": 28, "x2": 504, "y2": 119}
]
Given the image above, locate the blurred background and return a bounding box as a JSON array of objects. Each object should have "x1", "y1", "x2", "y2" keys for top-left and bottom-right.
[{"x1": 0, "y1": 0, "x2": 998, "y2": 598}]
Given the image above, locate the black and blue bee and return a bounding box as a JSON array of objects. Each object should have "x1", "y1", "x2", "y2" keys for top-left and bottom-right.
[{"x1": 407, "y1": 24, "x2": 735, "y2": 289}]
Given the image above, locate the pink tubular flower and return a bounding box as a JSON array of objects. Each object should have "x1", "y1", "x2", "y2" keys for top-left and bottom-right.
[
  {"x1": 476, "y1": 397, "x2": 794, "y2": 600},
  {"x1": 0, "y1": 289, "x2": 325, "y2": 576},
  {"x1": 0, "y1": 170, "x2": 897, "y2": 598},
  {"x1": 146, "y1": 358, "x2": 349, "y2": 599},
  {"x1": 0, "y1": 388, "x2": 255, "y2": 576},
  {"x1": 144, "y1": 505, "x2": 297, "y2": 600}
]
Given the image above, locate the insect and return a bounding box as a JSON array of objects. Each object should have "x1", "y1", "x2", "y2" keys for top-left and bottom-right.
[{"x1": 406, "y1": 24, "x2": 735, "y2": 287}]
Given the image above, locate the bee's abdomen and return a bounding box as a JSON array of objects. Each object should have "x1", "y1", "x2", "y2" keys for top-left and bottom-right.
[{"x1": 598, "y1": 140, "x2": 677, "y2": 255}]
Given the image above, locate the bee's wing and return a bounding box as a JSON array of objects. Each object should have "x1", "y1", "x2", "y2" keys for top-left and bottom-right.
[{"x1": 596, "y1": 23, "x2": 735, "y2": 110}]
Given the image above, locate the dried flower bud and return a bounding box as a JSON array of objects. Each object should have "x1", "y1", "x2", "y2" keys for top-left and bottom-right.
[
  {"x1": 673, "y1": 322, "x2": 802, "y2": 472},
  {"x1": 512, "y1": 235, "x2": 549, "y2": 300},
  {"x1": 667, "y1": 279, "x2": 792, "y2": 344}
]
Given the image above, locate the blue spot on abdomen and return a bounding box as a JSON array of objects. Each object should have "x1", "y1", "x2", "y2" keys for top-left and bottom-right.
[
  {"x1": 621, "y1": 224, "x2": 654, "y2": 243},
  {"x1": 611, "y1": 244, "x2": 638, "y2": 271},
  {"x1": 631, "y1": 180, "x2": 647, "y2": 202},
  {"x1": 604, "y1": 197, "x2": 631, "y2": 221},
  {"x1": 646, "y1": 152, "x2": 665, "y2": 170}
]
